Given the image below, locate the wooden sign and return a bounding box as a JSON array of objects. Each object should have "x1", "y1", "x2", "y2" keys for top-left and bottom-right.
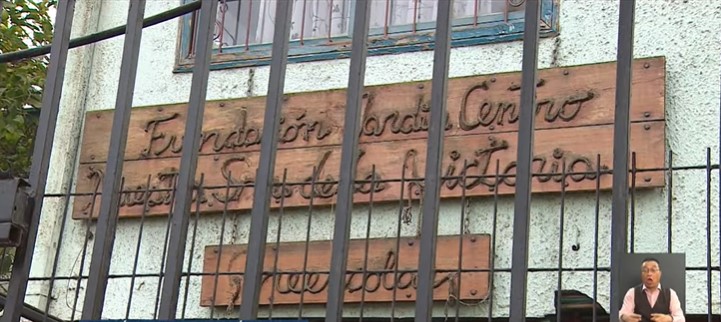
[
  {"x1": 200, "y1": 234, "x2": 491, "y2": 306},
  {"x1": 73, "y1": 57, "x2": 666, "y2": 219}
]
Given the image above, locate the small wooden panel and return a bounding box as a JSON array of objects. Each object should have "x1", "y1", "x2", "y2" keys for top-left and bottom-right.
[
  {"x1": 199, "y1": 234, "x2": 491, "y2": 306},
  {"x1": 72, "y1": 121, "x2": 665, "y2": 219},
  {"x1": 77, "y1": 57, "x2": 665, "y2": 164}
]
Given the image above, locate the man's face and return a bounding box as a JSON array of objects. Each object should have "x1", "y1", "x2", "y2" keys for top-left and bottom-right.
[{"x1": 641, "y1": 261, "x2": 662, "y2": 289}]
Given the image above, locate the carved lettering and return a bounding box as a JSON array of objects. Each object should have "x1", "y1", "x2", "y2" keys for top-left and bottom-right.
[
  {"x1": 459, "y1": 82, "x2": 595, "y2": 131},
  {"x1": 201, "y1": 234, "x2": 491, "y2": 306},
  {"x1": 251, "y1": 250, "x2": 455, "y2": 297},
  {"x1": 74, "y1": 58, "x2": 666, "y2": 220}
]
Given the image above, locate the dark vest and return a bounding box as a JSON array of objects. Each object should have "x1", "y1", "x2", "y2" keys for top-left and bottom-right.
[{"x1": 633, "y1": 284, "x2": 671, "y2": 322}]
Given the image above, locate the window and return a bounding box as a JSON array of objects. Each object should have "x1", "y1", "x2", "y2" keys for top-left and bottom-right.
[{"x1": 175, "y1": 0, "x2": 559, "y2": 72}]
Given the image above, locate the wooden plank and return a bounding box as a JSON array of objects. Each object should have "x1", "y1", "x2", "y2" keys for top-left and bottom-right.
[
  {"x1": 199, "y1": 234, "x2": 491, "y2": 306},
  {"x1": 77, "y1": 57, "x2": 665, "y2": 164},
  {"x1": 72, "y1": 121, "x2": 665, "y2": 219}
]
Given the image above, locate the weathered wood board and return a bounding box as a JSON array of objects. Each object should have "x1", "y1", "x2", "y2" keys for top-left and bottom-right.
[
  {"x1": 73, "y1": 122, "x2": 664, "y2": 219},
  {"x1": 78, "y1": 57, "x2": 664, "y2": 163},
  {"x1": 199, "y1": 234, "x2": 490, "y2": 306},
  {"x1": 72, "y1": 57, "x2": 667, "y2": 219}
]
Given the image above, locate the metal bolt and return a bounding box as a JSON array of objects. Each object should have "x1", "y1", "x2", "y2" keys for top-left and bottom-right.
[
  {"x1": 418, "y1": 84, "x2": 425, "y2": 89},
  {"x1": 214, "y1": 155, "x2": 220, "y2": 161},
  {"x1": 644, "y1": 63, "x2": 650, "y2": 69},
  {"x1": 406, "y1": 293, "x2": 412, "y2": 298},
  {"x1": 490, "y1": 77, "x2": 496, "y2": 83},
  {"x1": 158, "y1": 107, "x2": 164, "y2": 112},
  {"x1": 95, "y1": 114, "x2": 102, "y2": 119},
  {"x1": 408, "y1": 240, "x2": 414, "y2": 246},
  {"x1": 563, "y1": 70, "x2": 569, "y2": 75},
  {"x1": 90, "y1": 155, "x2": 95, "y2": 160},
  {"x1": 489, "y1": 125, "x2": 495, "y2": 131},
  {"x1": 470, "y1": 236, "x2": 476, "y2": 242},
  {"x1": 470, "y1": 289, "x2": 478, "y2": 296},
  {"x1": 644, "y1": 124, "x2": 651, "y2": 130},
  {"x1": 208, "y1": 202, "x2": 214, "y2": 207},
  {"x1": 644, "y1": 112, "x2": 651, "y2": 117},
  {"x1": 220, "y1": 103, "x2": 226, "y2": 107},
  {"x1": 644, "y1": 177, "x2": 652, "y2": 183},
  {"x1": 213, "y1": 248, "x2": 218, "y2": 254}
]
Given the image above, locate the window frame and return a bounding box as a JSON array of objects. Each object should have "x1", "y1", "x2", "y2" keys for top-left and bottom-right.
[{"x1": 173, "y1": 0, "x2": 559, "y2": 73}]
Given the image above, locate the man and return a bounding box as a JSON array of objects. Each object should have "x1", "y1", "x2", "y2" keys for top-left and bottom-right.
[{"x1": 619, "y1": 258, "x2": 685, "y2": 322}]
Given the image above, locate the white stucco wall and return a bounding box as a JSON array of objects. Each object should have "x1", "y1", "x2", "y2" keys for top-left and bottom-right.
[{"x1": 28, "y1": 0, "x2": 721, "y2": 320}]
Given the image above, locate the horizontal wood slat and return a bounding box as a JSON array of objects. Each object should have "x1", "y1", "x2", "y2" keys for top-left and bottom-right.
[{"x1": 73, "y1": 121, "x2": 665, "y2": 219}]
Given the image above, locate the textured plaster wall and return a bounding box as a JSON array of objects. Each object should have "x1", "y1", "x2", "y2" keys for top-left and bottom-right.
[
  {"x1": 18, "y1": 0, "x2": 104, "y2": 314},
  {"x1": 35, "y1": 0, "x2": 721, "y2": 320}
]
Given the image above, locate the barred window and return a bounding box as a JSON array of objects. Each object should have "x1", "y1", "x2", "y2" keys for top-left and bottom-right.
[{"x1": 177, "y1": 0, "x2": 555, "y2": 71}]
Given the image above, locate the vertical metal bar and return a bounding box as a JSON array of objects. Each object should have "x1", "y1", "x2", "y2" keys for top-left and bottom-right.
[
  {"x1": 390, "y1": 165, "x2": 408, "y2": 322},
  {"x1": 157, "y1": 0, "x2": 218, "y2": 318},
  {"x1": 473, "y1": 0, "x2": 479, "y2": 26},
  {"x1": 412, "y1": 0, "x2": 419, "y2": 33},
  {"x1": 209, "y1": 172, "x2": 233, "y2": 318},
  {"x1": 384, "y1": 0, "x2": 390, "y2": 38},
  {"x1": 359, "y1": 165, "x2": 377, "y2": 322},
  {"x1": 245, "y1": 0, "x2": 253, "y2": 50},
  {"x1": 300, "y1": 0, "x2": 308, "y2": 45},
  {"x1": 667, "y1": 152, "x2": 673, "y2": 252},
  {"x1": 234, "y1": 0, "x2": 241, "y2": 47},
  {"x1": 327, "y1": 0, "x2": 334, "y2": 41},
  {"x1": 259, "y1": 0, "x2": 268, "y2": 46},
  {"x1": 125, "y1": 175, "x2": 153, "y2": 320},
  {"x1": 218, "y1": 0, "x2": 226, "y2": 52},
  {"x1": 629, "y1": 153, "x2": 637, "y2": 252},
  {"x1": 0, "y1": 1, "x2": 75, "y2": 321},
  {"x1": 705, "y1": 148, "x2": 713, "y2": 322},
  {"x1": 592, "y1": 154, "x2": 601, "y2": 322},
  {"x1": 81, "y1": 0, "x2": 146, "y2": 319},
  {"x1": 181, "y1": 175, "x2": 205, "y2": 319},
  {"x1": 298, "y1": 166, "x2": 318, "y2": 318},
  {"x1": 238, "y1": 0, "x2": 293, "y2": 318},
  {"x1": 609, "y1": 1, "x2": 635, "y2": 320},
  {"x1": 414, "y1": 1, "x2": 453, "y2": 320},
  {"x1": 154, "y1": 180, "x2": 178, "y2": 319},
  {"x1": 508, "y1": 1, "x2": 541, "y2": 321},
  {"x1": 503, "y1": 0, "x2": 509, "y2": 22},
  {"x1": 268, "y1": 169, "x2": 289, "y2": 319},
  {"x1": 556, "y1": 162, "x2": 566, "y2": 322},
  {"x1": 70, "y1": 188, "x2": 100, "y2": 322},
  {"x1": 325, "y1": 0, "x2": 372, "y2": 320},
  {"x1": 455, "y1": 161, "x2": 469, "y2": 322},
  {"x1": 488, "y1": 159, "x2": 500, "y2": 322}
]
